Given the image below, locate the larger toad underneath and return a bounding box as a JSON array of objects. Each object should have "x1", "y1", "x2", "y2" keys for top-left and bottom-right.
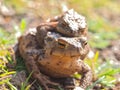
[{"x1": 18, "y1": 9, "x2": 92, "y2": 90}]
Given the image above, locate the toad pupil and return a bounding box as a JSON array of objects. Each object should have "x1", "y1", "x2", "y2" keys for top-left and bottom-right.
[{"x1": 58, "y1": 42, "x2": 67, "y2": 48}]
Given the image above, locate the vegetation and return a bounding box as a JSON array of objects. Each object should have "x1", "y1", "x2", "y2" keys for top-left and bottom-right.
[
  {"x1": 0, "y1": 0, "x2": 120, "y2": 90},
  {"x1": 85, "y1": 52, "x2": 120, "y2": 89}
]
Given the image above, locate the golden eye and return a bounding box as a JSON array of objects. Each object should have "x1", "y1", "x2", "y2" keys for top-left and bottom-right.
[{"x1": 58, "y1": 42, "x2": 67, "y2": 49}]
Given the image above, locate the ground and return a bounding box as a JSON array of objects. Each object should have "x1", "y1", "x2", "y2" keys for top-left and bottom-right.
[{"x1": 0, "y1": 0, "x2": 120, "y2": 90}]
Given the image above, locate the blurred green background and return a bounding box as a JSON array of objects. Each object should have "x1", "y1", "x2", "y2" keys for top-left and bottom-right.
[{"x1": 0, "y1": 0, "x2": 120, "y2": 90}]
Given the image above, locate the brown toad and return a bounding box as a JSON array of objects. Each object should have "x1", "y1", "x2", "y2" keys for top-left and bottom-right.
[{"x1": 18, "y1": 9, "x2": 92, "y2": 90}]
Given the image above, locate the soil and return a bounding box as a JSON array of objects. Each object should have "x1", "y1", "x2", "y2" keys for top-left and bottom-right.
[
  {"x1": 0, "y1": 2, "x2": 120, "y2": 90},
  {"x1": 97, "y1": 39, "x2": 120, "y2": 90},
  {"x1": 100, "y1": 39, "x2": 120, "y2": 65}
]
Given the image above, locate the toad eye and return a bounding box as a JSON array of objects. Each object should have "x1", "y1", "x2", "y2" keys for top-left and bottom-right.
[
  {"x1": 79, "y1": 37, "x2": 88, "y2": 47},
  {"x1": 58, "y1": 42, "x2": 67, "y2": 49}
]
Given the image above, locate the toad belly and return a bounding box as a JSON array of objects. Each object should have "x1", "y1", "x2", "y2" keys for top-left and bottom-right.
[{"x1": 38, "y1": 55, "x2": 82, "y2": 78}]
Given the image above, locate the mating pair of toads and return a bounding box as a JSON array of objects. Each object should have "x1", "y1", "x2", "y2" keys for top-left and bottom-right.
[{"x1": 17, "y1": 9, "x2": 92, "y2": 90}]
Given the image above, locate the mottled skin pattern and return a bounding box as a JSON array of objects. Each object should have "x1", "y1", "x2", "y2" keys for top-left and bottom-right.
[{"x1": 18, "y1": 10, "x2": 92, "y2": 90}]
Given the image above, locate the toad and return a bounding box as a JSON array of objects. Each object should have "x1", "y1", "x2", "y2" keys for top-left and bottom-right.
[{"x1": 18, "y1": 9, "x2": 92, "y2": 90}]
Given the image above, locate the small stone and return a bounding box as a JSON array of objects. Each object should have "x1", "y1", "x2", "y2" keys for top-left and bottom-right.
[{"x1": 74, "y1": 86, "x2": 84, "y2": 90}]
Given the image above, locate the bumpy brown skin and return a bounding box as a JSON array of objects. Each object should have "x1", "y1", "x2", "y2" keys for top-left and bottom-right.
[
  {"x1": 18, "y1": 10, "x2": 92, "y2": 90},
  {"x1": 18, "y1": 34, "x2": 59, "y2": 90}
]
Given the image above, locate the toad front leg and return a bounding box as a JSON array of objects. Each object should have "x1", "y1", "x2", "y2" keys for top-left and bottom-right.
[
  {"x1": 25, "y1": 54, "x2": 58, "y2": 90},
  {"x1": 18, "y1": 34, "x2": 58, "y2": 90},
  {"x1": 64, "y1": 60, "x2": 92, "y2": 90},
  {"x1": 79, "y1": 60, "x2": 92, "y2": 89}
]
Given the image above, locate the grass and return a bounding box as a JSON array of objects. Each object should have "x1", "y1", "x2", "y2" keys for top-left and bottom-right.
[
  {"x1": 85, "y1": 52, "x2": 120, "y2": 89},
  {"x1": 0, "y1": 48, "x2": 16, "y2": 90},
  {"x1": 0, "y1": 18, "x2": 28, "y2": 89},
  {"x1": 0, "y1": 0, "x2": 120, "y2": 90},
  {"x1": 20, "y1": 72, "x2": 33, "y2": 90}
]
